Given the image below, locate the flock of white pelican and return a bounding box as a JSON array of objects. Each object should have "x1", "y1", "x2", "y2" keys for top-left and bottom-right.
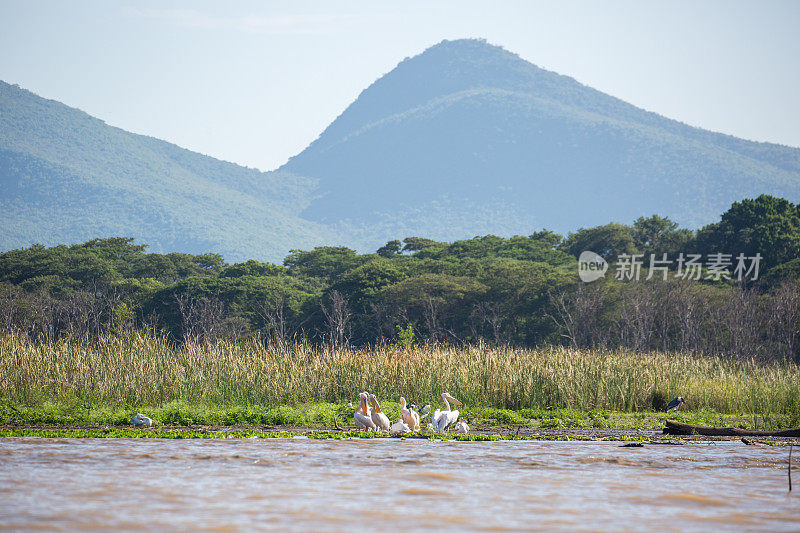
[{"x1": 353, "y1": 392, "x2": 470, "y2": 434}]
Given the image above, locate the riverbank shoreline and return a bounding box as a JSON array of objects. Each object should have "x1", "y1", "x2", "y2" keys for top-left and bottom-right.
[
  {"x1": 2, "y1": 424, "x2": 798, "y2": 444},
  {"x1": 3, "y1": 402, "x2": 797, "y2": 433}
]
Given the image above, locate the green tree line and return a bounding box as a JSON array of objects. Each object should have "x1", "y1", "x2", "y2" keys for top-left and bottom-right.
[{"x1": 1, "y1": 195, "x2": 798, "y2": 361}]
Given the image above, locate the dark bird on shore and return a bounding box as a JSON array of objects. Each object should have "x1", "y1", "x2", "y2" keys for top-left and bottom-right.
[
  {"x1": 419, "y1": 403, "x2": 431, "y2": 420},
  {"x1": 666, "y1": 397, "x2": 685, "y2": 412}
]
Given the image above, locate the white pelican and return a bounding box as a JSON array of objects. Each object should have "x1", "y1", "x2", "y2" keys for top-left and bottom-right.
[
  {"x1": 432, "y1": 392, "x2": 462, "y2": 432},
  {"x1": 400, "y1": 397, "x2": 420, "y2": 431},
  {"x1": 130, "y1": 413, "x2": 153, "y2": 427},
  {"x1": 369, "y1": 394, "x2": 391, "y2": 431},
  {"x1": 399, "y1": 396, "x2": 411, "y2": 423},
  {"x1": 454, "y1": 418, "x2": 470, "y2": 434},
  {"x1": 354, "y1": 392, "x2": 376, "y2": 431},
  {"x1": 407, "y1": 408, "x2": 420, "y2": 431},
  {"x1": 390, "y1": 419, "x2": 411, "y2": 434}
]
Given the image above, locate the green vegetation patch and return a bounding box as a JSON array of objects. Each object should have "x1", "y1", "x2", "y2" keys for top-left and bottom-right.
[
  {"x1": 2, "y1": 399, "x2": 795, "y2": 433},
  {"x1": 0, "y1": 427, "x2": 660, "y2": 442}
]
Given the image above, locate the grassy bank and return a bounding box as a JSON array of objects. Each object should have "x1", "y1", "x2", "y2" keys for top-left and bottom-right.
[
  {"x1": 1, "y1": 332, "x2": 798, "y2": 429},
  {"x1": 1, "y1": 401, "x2": 792, "y2": 432}
]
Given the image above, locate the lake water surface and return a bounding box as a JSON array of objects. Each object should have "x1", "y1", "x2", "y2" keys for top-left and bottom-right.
[{"x1": 1, "y1": 437, "x2": 797, "y2": 531}]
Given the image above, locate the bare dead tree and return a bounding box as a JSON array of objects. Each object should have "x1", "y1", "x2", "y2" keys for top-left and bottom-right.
[
  {"x1": 650, "y1": 281, "x2": 682, "y2": 352},
  {"x1": 548, "y1": 284, "x2": 604, "y2": 349},
  {"x1": 671, "y1": 283, "x2": 705, "y2": 354},
  {"x1": 0, "y1": 285, "x2": 21, "y2": 334},
  {"x1": 617, "y1": 283, "x2": 659, "y2": 352},
  {"x1": 175, "y1": 294, "x2": 225, "y2": 343},
  {"x1": 722, "y1": 287, "x2": 766, "y2": 360},
  {"x1": 422, "y1": 296, "x2": 443, "y2": 343},
  {"x1": 321, "y1": 290, "x2": 351, "y2": 348},
  {"x1": 472, "y1": 302, "x2": 504, "y2": 345},
  {"x1": 218, "y1": 315, "x2": 249, "y2": 343},
  {"x1": 197, "y1": 297, "x2": 224, "y2": 342},
  {"x1": 769, "y1": 280, "x2": 800, "y2": 363},
  {"x1": 258, "y1": 293, "x2": 290, "y2": 352},
  {"x1": 142, "y1": 309, "x2": 164, "y2": 338},
  {"x1": 368, "y1": 301, "x2": 390, "y2": 342},
  {"x1": 175, "y1": 293, "x2": 192, "y2": 339}
]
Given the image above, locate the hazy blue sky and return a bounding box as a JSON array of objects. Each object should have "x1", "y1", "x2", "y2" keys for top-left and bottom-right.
[{"x1": 1, "y1": 1, "x2": 798, "y2": 171}]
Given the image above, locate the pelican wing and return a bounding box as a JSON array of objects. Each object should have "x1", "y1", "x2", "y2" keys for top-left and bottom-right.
[
  {"x1": 355, "y1": 411, "x2": 376, "y2": 430},
  {"x1": 372, "y1": 411, "x2": 391, "y2": 431},
  {"x1": 409, "y1": 411, "x2": 420, "y2": 431},
  {"x1": 445, "y1": 410, "x2": 460, "y2": 430},
  {"x1": 432, "y1": 409, "x2": 450, "y2": 432},
  {"x1": 391, "y1": 420, "x2": 410, "y2": 434}
]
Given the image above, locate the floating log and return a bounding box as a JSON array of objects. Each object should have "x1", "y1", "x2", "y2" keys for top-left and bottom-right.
[
  {"x1": 742, "y1": 438, "x2": 794, "y2": 446},
  {"x1": 664, "y1": 420, "x2": 800, "y2": 437}
]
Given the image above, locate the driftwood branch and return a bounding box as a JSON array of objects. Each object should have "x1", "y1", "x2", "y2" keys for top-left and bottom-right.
[{"x1": 664, "y1": 420, "x2": 800, "y2": 437}]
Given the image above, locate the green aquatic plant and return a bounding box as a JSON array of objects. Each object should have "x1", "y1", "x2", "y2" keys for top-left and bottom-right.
[{"x1": 0, "y1": 427, "x2": 663, "y2": 442}]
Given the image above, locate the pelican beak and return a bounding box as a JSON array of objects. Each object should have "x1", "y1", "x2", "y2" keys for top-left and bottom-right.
[{"x1": 451, "y1": 397, "x2": 462, "y2": 405}]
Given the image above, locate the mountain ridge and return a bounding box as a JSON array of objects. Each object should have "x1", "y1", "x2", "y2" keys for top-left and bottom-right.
[
  {"x1": 289, "y1": 39, "x2": 799, "y2": 170},
  {"x1": 0, "y1": 80, "x2": 330, "y2": 262},
  {"x1": 281, "y1": 38, "x2": 800, "y2": 238},
  {"x1": 2, "y1": 38, "x2": 799, "y2": 260}
]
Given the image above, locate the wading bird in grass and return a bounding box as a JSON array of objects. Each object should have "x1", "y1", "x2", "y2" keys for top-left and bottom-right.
[
  {"x1": 432, "y1": 393, "x2": 462, "y2": 432},
  {"x1": 369, "y1": 394, "x2": 391, "y2": 431},
  {"x1": 354, "y1": 392, "x2": 376, "y2": 431},
  {"x1": 455, "y1": 418, "x2": 470, "y2": 434},
  {"x1": 666, "y1": 397, "x2": 686, "y2": 412}
]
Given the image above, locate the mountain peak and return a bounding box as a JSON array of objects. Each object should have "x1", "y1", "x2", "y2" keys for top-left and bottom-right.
[
  {"x1": 414, "y1": 37, "x2": 517, "y2": 60},
  {"x1": 285, "y1": 37, "x2": 560, "y2": 161},
  {"x1": 281, "y1": 40, "x2": 800, "y2": 241}
]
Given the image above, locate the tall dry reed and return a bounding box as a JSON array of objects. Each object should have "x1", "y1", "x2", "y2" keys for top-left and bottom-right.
[{"x1": 1, "y1": 331, "x2": 798, "y2": 414}]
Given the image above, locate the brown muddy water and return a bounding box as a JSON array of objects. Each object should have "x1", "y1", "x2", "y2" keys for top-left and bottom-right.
[{"x1": 0, "y1": 438, "x2": 797, "y2": 532}]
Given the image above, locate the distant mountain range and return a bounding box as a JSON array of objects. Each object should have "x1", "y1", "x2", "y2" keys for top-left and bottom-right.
[
  {"x1": 2, "y1": 38, "x2": 799, "y2": 261},
  {"x1": 0, "y1": 80, "x2": 334, "y2": 262}
]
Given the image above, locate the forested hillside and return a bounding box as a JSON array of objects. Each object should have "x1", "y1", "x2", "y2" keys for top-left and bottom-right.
[
  {"x1": 0, "y1": 81, "x2": 330, "y2": 262},
  {"x1": 284, "y1": 39, "x2": 800, "y2": 245}
]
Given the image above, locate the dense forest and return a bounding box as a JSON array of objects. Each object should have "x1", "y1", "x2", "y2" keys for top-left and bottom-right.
[{"x1": 1, "y1": 194, "x2": 799, "y2": 362}]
